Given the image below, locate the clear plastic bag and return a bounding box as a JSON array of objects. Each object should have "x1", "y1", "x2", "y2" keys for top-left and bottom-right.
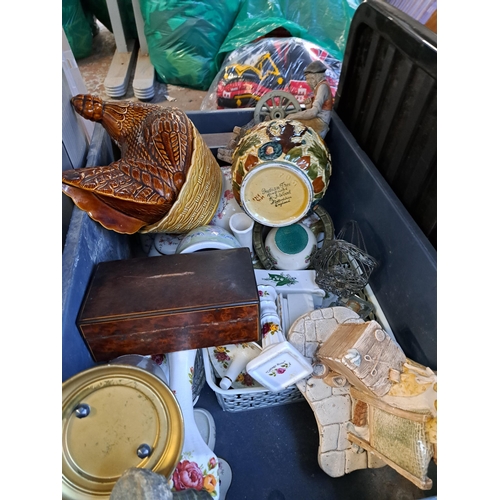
[
  {"x1": 200, "y1": 37, "x2": 342, "y2": 110},
  {"x1": 218, "y1": 0, "x2": 362, "y2": 62}
]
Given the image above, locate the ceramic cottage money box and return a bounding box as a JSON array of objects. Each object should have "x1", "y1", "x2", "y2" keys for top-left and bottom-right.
[{"x1": 231, "y1": 119, "x2": 332, "y2": 227}]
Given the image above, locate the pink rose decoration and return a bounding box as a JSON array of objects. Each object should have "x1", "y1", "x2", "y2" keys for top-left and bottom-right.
[
  {"x1": 262, "y1": 323, "x2": 271, "y2": 336},
  {"x1": 215, "y1": 351, "x2": 230, "y2": 362},
  {"x1": 276, "y1": 368, "x2": 286, "y2": 374},
  {"x1": 242, "y1": 373, "x2": 255, "y2": 386},
  {"x1": 172, "y1": 460, "x2": 204, "y2": 491},
  {"x1": 151, "y1": 354, "x2": 165, "y2": 365},
  {"x1": 208, "y1": 457, "x2": 217, "y2": 470}
]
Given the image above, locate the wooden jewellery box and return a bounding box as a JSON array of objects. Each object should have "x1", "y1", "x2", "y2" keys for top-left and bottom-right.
[{"x1": 77, "y1": 248, "x2": 260, "y2": 361}]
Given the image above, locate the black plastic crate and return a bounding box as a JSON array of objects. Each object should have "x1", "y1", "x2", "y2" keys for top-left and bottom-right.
[{"x1": 335, "y1": 0, "x2": 437, "y2": 247}]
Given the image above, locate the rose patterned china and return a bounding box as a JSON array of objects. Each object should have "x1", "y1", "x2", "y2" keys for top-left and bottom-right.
[
  {"x1": 232, "y1": 119, "x2": 332, "y2": 227},
  {"x1": 167, "y1": 349, "x2": 221, "y2": 498},
  {"x1": 210, "y1": 166, "x2": 245, "y2": 231},
  {"x1": 218, "y1": 342, "x2": 262, "y2": 390},
  {"x1": 208, "y1": 344, "x2": 264, "y2": 390},
  {"x1": 246, "y1": 285, "x2": 313, "y2": 392},
  {"x1": 218, "y1": 458, "x2": 232, "y2": 500}
]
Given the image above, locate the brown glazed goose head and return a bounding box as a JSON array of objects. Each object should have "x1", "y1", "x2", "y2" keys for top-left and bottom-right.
[{"x1": 62, "y1": 94, "x2": 195, "y2": 234}]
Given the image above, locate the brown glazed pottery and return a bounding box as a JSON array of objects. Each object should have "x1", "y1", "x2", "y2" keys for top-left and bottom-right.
[{"x1": 62, "y1": 95, "x2": 222, "y2": 234}]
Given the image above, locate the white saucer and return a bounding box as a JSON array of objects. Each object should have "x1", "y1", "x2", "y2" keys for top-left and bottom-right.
[{"x1": 193, "y1": 408, "x2": 216, "y2": 451}]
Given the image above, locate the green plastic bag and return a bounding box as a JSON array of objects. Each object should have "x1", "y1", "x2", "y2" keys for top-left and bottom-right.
[
  {"x1": 140, "y1": 0, "x2": 241, "y2": 90},
  {"x1": 62, "y1": 0, "x2": 94, "y2": 60},
  {"x1": 219, "y1": 0, "x2": 362, "y2": 62},
  {"x1": 81, "y1": 0, "x2": 138, "y2": 40}
]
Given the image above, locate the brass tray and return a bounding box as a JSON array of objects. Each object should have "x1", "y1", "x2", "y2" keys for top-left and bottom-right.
[{"x1": 62, "y1": 364, "x2": 183, "y2": 500}]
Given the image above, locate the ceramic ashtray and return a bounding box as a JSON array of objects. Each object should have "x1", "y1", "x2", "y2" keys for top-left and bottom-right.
[{"x1": 246, "y1": 284, "x2": 313, "y2": 392}]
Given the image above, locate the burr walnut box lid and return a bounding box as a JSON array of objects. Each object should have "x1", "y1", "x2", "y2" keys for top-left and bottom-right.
[{"x1": 77, "y1": 248, "x2": 260, "y2": 362}]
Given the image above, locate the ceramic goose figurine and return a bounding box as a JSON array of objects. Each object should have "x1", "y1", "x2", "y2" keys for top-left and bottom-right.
[{"x1": 62, "y1": 95, "x2": 222, "y2": 234}]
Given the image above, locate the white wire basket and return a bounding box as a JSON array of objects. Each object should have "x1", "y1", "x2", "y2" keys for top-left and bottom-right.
[
  {"x1": 202, "y1": 283, "x2": 393, "y2": 413},
  {"x1": 202, "y1": 348, "x2": 305, "y2": 412}
]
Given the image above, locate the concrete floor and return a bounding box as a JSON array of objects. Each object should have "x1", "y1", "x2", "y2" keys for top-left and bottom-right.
[{"x1": 76, "y1": 22, "x2": 209, "y2": 111}]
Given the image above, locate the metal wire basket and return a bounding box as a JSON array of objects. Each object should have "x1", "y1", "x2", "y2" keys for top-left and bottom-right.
[{"x1": 311, "y1": 220, "x2": 377, "y2": 298}]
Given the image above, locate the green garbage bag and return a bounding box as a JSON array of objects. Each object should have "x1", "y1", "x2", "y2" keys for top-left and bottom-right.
[
  {"x1": 219, "y1": 0, "x2": 361, "y2": 62},
  {"x1": 81, "y1": 0, "x2": 138, "y2": 40},
  {"x1": 62, "y1": 0, "x2": 94, "y2": 60},
  {"x1": 140, "y1": 0, "x2": 241, "y2": 90}
]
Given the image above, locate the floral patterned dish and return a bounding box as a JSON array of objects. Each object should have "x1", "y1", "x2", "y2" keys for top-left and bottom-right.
[
  {"x1": 246, "y1": 335, "x2": 314, "y2": 392},
  {"x1": 208, "y1": 344, "x2": 264, "y2": 390},
  {"x1": 210, "y1": 166, "x2": 245, "y2": 232}
]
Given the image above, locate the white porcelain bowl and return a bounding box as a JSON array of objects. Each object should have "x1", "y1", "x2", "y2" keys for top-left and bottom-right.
[
  {"x1": 264, "y1": 222, "x2": 317, "y2": 270},
  {"x1": 176, "y1": 225, "x2": 242, "y2": 254}
]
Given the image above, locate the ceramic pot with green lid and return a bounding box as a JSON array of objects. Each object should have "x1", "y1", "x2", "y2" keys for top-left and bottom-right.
[{"x1": 264, "y1": 223, "x2": 317, "y2": 270}]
